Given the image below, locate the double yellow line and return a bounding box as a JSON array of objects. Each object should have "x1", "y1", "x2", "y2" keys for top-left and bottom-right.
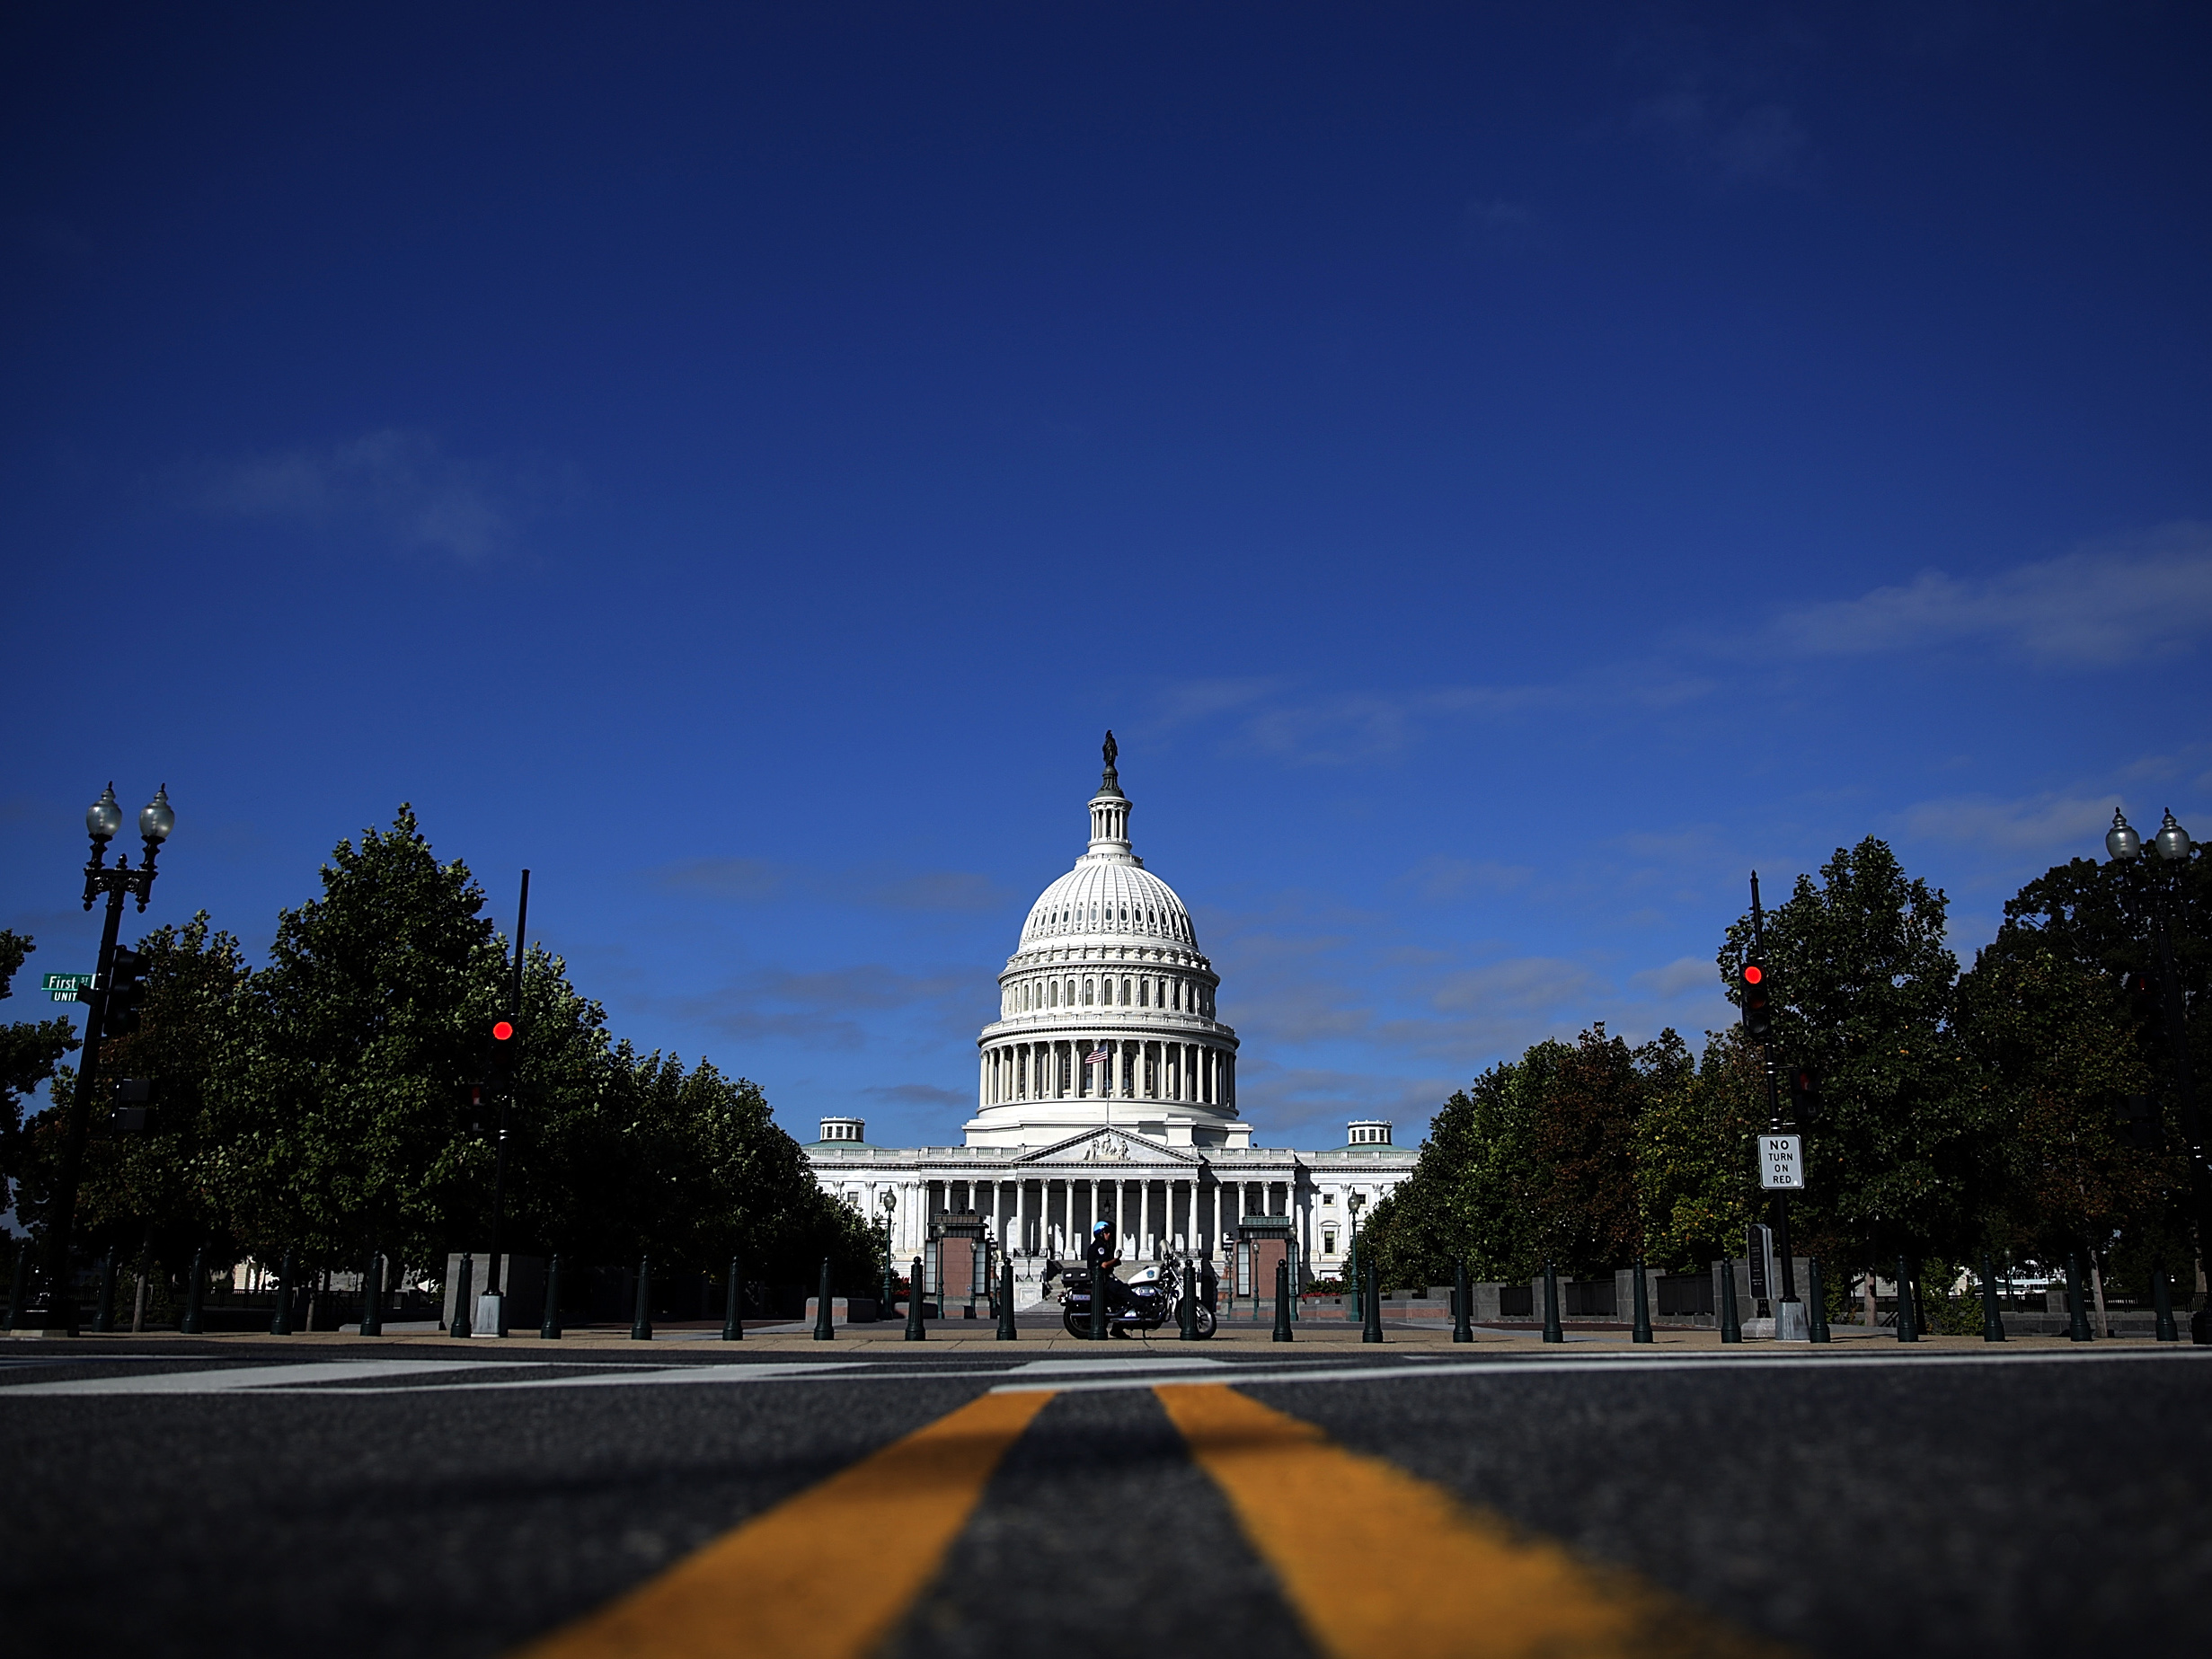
[{"x1": 522, "y1": 1383, "x2": 1778, "y2": 1659}]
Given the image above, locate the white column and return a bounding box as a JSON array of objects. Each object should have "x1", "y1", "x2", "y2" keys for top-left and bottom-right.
[{"x1": 1140, "y1": 1180, "x2": 1152, "y2": 1258}]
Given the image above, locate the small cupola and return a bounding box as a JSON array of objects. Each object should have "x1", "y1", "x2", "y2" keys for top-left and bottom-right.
[
  {"x1": 1347, "y1": 1120, "x2": 1392, "y2": 1146},
  {"x1": 818, "y1": 1116, "x2": 866, "y2": 1143}
]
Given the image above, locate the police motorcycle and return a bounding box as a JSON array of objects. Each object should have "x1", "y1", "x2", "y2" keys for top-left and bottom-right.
[{"x1": 1046, "y1": 1250, "x2": 1217, "y2": 1339}]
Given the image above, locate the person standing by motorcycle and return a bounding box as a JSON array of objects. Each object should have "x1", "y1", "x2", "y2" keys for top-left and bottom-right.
[{"x1": 1084, "y1": 1220, "x2": 1132, "y2": 1336}]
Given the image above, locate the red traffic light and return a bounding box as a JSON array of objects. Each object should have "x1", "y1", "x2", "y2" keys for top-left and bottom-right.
[
  {"x1": 491, "y1": 1019, "x2": 515, "y2": 1042},
  {"x1": 1741, "y1": 964, "x2": 1764, "y2": 985}
]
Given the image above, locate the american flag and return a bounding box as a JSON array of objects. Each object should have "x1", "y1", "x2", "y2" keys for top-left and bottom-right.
[{"x1": 1084, "y1": 1044, "x2": 1111, "y2": 1067}]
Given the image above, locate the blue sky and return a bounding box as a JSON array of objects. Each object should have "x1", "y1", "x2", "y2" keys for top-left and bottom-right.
[{"x1": 4, "y1": 4, "x2": 2208, "y2": 1152}]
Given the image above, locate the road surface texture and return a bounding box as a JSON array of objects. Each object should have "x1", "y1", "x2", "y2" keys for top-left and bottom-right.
[{"x1": 2, "y1": 1322, "x2": 2205, "y2": 1657}]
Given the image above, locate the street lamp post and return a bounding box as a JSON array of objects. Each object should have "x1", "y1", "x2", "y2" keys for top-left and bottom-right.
[
  {"x1": 2103, "y1": 808, "x2": 2208, "y2": 1344},
  {"x1": 1347, "y1": 1191, "x2": 1366, "y2": 1319},
  {"x1": 880, "y1": 1190, "x2": 898, "y2": 1311},
  {"x1": 40, "y1": 784, "x2": 174, "y2": 1336}
]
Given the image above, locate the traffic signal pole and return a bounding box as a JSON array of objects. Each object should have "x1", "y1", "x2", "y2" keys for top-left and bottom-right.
[
  {"x1": 39, "y1": 880, "x2": 128, "y2": 1336},
  {"x1": 1749, "y1": 874, "x2": 1803, "y2": 1332},
  {"x1": 484, "y1": 869, "x2": 528, "y2": 1315}
]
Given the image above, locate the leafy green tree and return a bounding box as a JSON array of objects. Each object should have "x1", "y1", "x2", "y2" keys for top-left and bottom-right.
[
  {"x1": 0, "y1": 931, "x2": 79, "y2": 1223},
  {"x1": 1717, "y1": 838, "x2": 1981, "y2": 1266},
  {"x1": 1633, "y1": 1027, "x2": 1761, "y2": 1274}
]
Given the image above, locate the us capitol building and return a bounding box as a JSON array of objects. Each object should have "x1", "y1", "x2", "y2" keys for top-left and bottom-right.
[{"x1": 803, "y1": 737, "x2": 1415, "y2": 1298}]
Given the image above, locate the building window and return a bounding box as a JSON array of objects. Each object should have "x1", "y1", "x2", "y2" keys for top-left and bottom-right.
[
  {"x1": 1084, "y1": 978, "x2": 1094, "y2": 1005},
  {"x1": 1323, "y1": 1230, "x2": 1337, "y2": 1254},
  {"x1": 1120, "y1": 977, "x2": 1131, "y2": 1004},
  {"x1": 1323, "y1": 1191, "x2": 1336, "y2": 1205}
]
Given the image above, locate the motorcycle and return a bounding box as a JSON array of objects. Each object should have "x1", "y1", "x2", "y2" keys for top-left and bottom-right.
[{"x1": 1046, "y1": 1252, "x2": 1217, "y2": 1339}]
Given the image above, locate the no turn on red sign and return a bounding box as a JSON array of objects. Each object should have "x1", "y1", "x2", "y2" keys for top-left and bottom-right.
[{"x1": 1760, "y1": 1134, "x2": 1805, "y2": 1190}]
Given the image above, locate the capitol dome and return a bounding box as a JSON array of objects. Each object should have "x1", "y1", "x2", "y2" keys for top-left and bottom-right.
[{"x1": 966, "y1": 737, "x2": 1245, "y2": 1150}]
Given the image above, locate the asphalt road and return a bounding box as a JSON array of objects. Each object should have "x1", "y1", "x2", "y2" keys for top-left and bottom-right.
[{"x1": 0, "y1": 1338, "x2": 2205, "y2": 1657}]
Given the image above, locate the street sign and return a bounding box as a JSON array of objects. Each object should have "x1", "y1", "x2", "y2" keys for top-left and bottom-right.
[
  {"x1": 41, "y1": 972, "x2": 93, "y2": 1003},
  {"x1": 1760, "y1": 1133, "x2": 1805, "y2": 1190}
]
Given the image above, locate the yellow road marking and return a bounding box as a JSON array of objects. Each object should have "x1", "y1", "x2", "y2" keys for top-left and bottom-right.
[
  {"x1": 1155, "y1": 1383, "x2": 1781, "y2": 1659},
  {"x1": 517, "y1": 1388, "x2": 1053, "y2": 1659}
]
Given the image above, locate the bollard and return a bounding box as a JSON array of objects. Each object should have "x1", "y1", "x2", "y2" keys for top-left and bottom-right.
[
  {"x1": 360, "y1": 1250, "x2": 385, "y2": 1337},
  {"x1": 813, "y1": 1258, "x2": 836, "y2": 1341},
  {"x1": 542, "y1": 1254, "x2": 564, "y2": 1339},
  {"x1": 1001, "y1": 1258, "x2": 1021, "y2": 1341},
  {"x1": 2065, "y1": 1251, "x2": 2092, "y2": 1342},
  {"x1": 1978, "y1": 1252, "x2": 2004, "y2": 1343},
  {"x1": 1453, "y1": 1257, "x2": 1473, "y2": 1344},
  {"x1": 4, "y1": 1244, "x2": 28, "y2": 1332},
  {"x1": 1720, "y1": 1259, "x2": 1742, "y2": 1343},
  {"x1": 2152, "y1": 1261, "x2": 2179, "y2": 1342},
  {"x1": 271, "y1": 1249, "x2": 296, "y2": 1336},
  {"x1": 1895, "y1": 1256, "x2": 1918, "y2": 1342},
  {"x1": 1631, "y1": 1257, "x2": 1653, "y2": 1345},
  {"x1": 1806, "y1": 1258, "x2": 1831, "y2": 1343},
  {"x1": 721, "y1": 1255, "x2": 742, "y2": 1341},
  {"x1": 180, "y1": 1242, "x2": 208, "y2": 1335},
  {"x1": 1541, "y1": 1259, "x2": 1563, "y2": 1344},
  {"x1": 1361, "y1": 1257, "x2": 1384, "y2": 1344},
  {"x1": 1090, "y1": 1255, "x2": 1106, "y2": 1342},
  {"x1": 450, "y1": 1254, "x2": 474, "y2": 1338},
  {"x1": 905, "y1": 1257, "x2": 927, "y2": 1341},
  {"x1": 631, "y1": 1254, "x2": 653, "y2": 1341},
  {"x1": 1271, "y1": 1257, "x2": 1293, "y2": 1343},
  {"x1": 1177, "y1": 1259, "x2": 1197, "y2": 1341},
  {"x1": 93, "y1": 1249, "x2": 118, "y2": 1334}
]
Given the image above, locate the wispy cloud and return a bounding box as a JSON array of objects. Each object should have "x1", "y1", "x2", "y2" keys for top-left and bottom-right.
[
  {"x1": 195, "y1": 428, "x2": 546, "y2": 560},
  {"x1": 654, "y1": 858, "x2": 1009, "y2": 913},
  {"x1": 1629, "y1": 956, "x2": 1716, "y2": 1000},
  {"x1": 1773, "y1": 525, "x2": 2212, "y2": 666},
  {"x1": 686, "y1": 964, "x2": 975, "y2": 1052},
  {"x1": 1894, "y1": 791, "x2": 2118, "y2": 853},
  {"x1": 1149, "y1": 680, "x2": 1547, "y2": 767},
  {"x1": 862, "y1": 1081, "x2": 969, "y2": 1107}
]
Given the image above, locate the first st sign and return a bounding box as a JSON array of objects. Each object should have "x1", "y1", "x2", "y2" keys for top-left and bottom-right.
[
  {"x1": 42, "y1": 972, "x2": 92, "y2": 1003},
  {"x1": 1759, "y1": 1134, "x2": 1805, "y2": 1191}
]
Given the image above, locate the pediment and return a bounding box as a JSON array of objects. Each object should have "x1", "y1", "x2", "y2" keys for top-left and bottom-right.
[{"x1": 1016, "y1": 1126, "x2": 1200, "y2": 1168}]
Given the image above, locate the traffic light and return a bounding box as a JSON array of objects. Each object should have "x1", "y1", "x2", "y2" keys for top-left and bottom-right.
[
  {"x1": 102, "y1": 949, "x2": 148, "y2": 1039},
  {"x1": 106, "y1": 1078, "x2": 154, "y2": 1135},
  {"x1": 487, "y1": 1014, "x2": 517, "y2": 1086},
  {"x1": 1740, "y1": 961, "x2": 1774, "y2": 1043},
  {"x1": 1787, "y1": 1066, "x2": 1818, "y2": 1125}
]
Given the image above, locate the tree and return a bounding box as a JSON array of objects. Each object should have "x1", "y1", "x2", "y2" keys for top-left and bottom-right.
[
  {"x1": 1717, "y1": 838, "x2": 1981, "y2": 1265},
  {"x1": 0, "y1": 931, "x2": 78, "y2": 1224},
  {"x1": 1633, "y1": 1027, "x2": 1761, "y2": 1275}
]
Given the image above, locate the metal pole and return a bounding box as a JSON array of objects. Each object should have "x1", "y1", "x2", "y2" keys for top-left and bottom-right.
[
  {"x1": 722, "y1": 1255, "x2": 742, "y2": 1341},
  {"x1": 2147, "y1": 885, "x2": 2212, "y2": 1344},
  {"x1": 541, "y1": 1253, "x2": 564, "y2": 1339},
  {"x1": 1749, "y1": 875, "x2": 1802, "y2": 1319},
  {"x1": 2153, "y1": 1261, "x2": 2179, "y2": 1342},
  {"x1": 1631, "y1": 1257, "x2": 1652, "y2": 1344},
  {"x1": 1452, "y1": 1257, "x2": 1473, "y2": 1343},
  {"x1": 1270, "y1": 1256, "x2": 1293, "y2": 1342},
  {"x1": 1541, "y1": 1259, "x2": 1563, "y2": 1343},
  {"x1": 1720, "y1": 1259, "x2": 1742, "y2": 1343},
  {"x1": 630, "y1": 1253, "x2": 652, "y2": 1341},
  {"x1": 905, "y1": 1256, "x2": 927, "y2": 1340},
  {"x1": 42, "y1": 880, "x2": 128, "y2": 1336},
  {"x1": 1001, "y1": 1258, "x2": 1021, "y2": 1341},
  {"x1": 1806, "y1": 1258, "x2": 1830, "y2": 1343},
  {"x1": 487, "y1": 870, "x2": 528, "y2": 1302},
  {"x1": 1895, "y1": 1255, "x2": 1918, "y2": 1342},
  {"x1": 1361, "y1": 1257, "x2": 1384, "y2": 1343},
  {"x1": 450, "y1": 1254, "x2": 473, "y2": 1337},
  {"x1": 813, "y1": 1257, "x2": 836, "y2": 1341},
  {"x1": 360, "y1": 1249, "x2": 384, "y2": 1337}
]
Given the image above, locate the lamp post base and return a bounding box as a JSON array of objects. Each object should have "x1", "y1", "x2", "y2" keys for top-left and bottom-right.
[{"x1": 1774, "y1": 1298, "x2": 1810, "y2": 1342}]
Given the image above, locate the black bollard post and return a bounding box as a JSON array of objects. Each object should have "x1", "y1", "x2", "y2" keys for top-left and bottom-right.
[
  {"x1": 541, "y1": 1254, "x2": 563, "y2": 1339},
  {"x1": 1978, "y1": 1252, "x2": 2004, "y2": 1343},
  {"x1": 1177, "y1": 1259, "x2": 1197, "y2": 1341},
  {"x1": 272, "y1": 1249, "x2": 296, "y2": 1336},
  {"x1": 631, "y1": 1254, "x2": 653, "y2": 1341},
  {"x1": 905, "y1": 1256, "x2": 927, "y2": 1341},
  {"x1": 2066, "y1": 1251, "x2": 2092, "y2": 1342},
  {"x1": 1720, "y1": 1259, "x2": 1742, "y2": 1343},
  {"x1": 180, "y1": 1242, "x2": 208, "y2": 1335},
  {"x1": 813, "y1": 1257, "x2": 836, "y2": 1341},
  {"x1": 1632, "y1": 1257, "x2": 1653, "y2": 1345},
  {"x1": 4, "y1": 1243, "x2": 28, "y2": 1332},
  {"x1": 360, "y1": 1249, "x2": 385, "y2": 1337},
  {"x1": 1453, "y1": 1257, "x2": 1473, "y2": 1344},
  {"x1": 1089, "y1": 1253, "x2": 1106, "y2": 1343},
  {"x1": 2153, "y1": 1261, "x2": 2179, "y2": 1342},
  {"x1": 1360, "y1": 1257, "x2": 1384, "y2": 1343},
  {"x1": 1806, "y1": 1258, "x2": 1830, "y2": 1343},
  {"x1": 1271, "y1": 1256, "x2": 1294, "y2": 1343},
  {"x1": 93, "y1": 1249, "x2": 118, "y2": 1333},
  {"x1": 1895, "y1": 1256, "x2": 1918, "y2": 1342},
  {"x1": 1541, "y1": 1259, "x2": 1563, "y2": 1344},
  {"x1": 1001, "y1": 1258, "x2": 1021, "y2": 1341},
  {"x1": 721, "y1": 1256, "x2": 742, "y2": 1341},
  {"x1": 450, "y1": 1254, "x2": 474, "y2": 1338}
]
